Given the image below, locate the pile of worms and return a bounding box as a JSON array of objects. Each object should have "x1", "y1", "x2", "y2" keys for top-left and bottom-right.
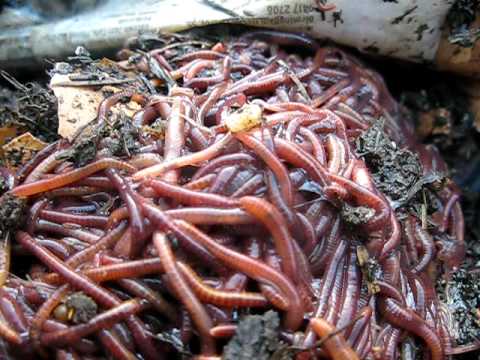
[{"x1": 0, "y1": 31, "x2": 469, "y2": 359}]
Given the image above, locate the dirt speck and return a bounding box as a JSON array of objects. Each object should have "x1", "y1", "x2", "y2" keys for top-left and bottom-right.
[
  {"x1": 356, "y1": 119, "x2": 422, "y2": 205},
  {"x1": 65, "y1": 292, "x2": 98, "y2": 324},
  {"x1": 0, "y1": 72, "x2": 59, "y2": 143},
  {"x1": 438, "y1": 268, "x2": 480, "y2": 345},
  {"x1": 224, "y1": 311, "x2": 281, "y2": 360},
  {"x1": 0, "y1": 193, "x2": 27, "y2": 238},
  {"x1": 341, "y1": 203, "x2": 375, "y2": 225}
]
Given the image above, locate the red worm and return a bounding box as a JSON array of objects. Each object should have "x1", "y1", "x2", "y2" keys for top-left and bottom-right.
[
  {"x1": 328, "y1": 174, "x2": 390, "y2": 231},
  {"x1": 177, "y1": 261, "x2": 268, "y2": 308},
  {"x1": 73, "y1": 176, "x2": 114, "y2": 190},
  {"x1": 141, "y1": 202, "x2": 225, "y2": 273},
  {"x1": 208, "y1": 166, "x2": 238, "y2": 194},
  {"x1": 231, "y1": 173, "x2": 264, "y2": 198},
  {"x1": 98, "y1": 329, "x2": 137, "y2": 360},
  {"x1": 29, "y1": 284, "x2": 70, "y2": 351},
  {"x1": 274, "y1": 137, "x2": 329, "y2": 187},
  {"x1": 335, "y1": 247, "x2": 362, "y2": 332},
  {"x1": 162, "y1": 97, "x2": 186, "y2": 184},
  {"x1": 146, "y1": 178, "x2": 240, "y2": 208},
  {"x1": 24, "y1": 148, "x2": 70, "y2": 184},
  {"x1": 377, "y1": 280, "x2": 406, "y2": 305},
  {"x1": 175, "y1": 50, "x2": 225, "y2": 62},
  {"x1": 0, "y1": 317, "x2": 22, "y2": 345},
  {"x1": 224, "y1": 71, "x2": 290, "y2": 96},
  {"x1": 185, "y1": 60, "x2": 217, "y2": 80},
  {"x1": 167, "y1": 207, "x2": 254, "y2": 225},
  {"x1": 197, "y1": 83, "x2": 228, "y2": 124},
  {"x1": 97, "y1": 90, "x2": 145, "y2": 124},
  {"x1": 379, "y1": 297, "x2": 444, "y2": 360},
  {"x1": 173, "y1": 220, "x2": 303, "y2": 330},
  {"x1": 153, "y1": 231, "x2": 215, "y2": 355},
  {"x1": 35, "y1": 220, "x2": 100, "y2": 244},
  {"x1": 132, "y1": 133, "x2": 233, "y2": 179},
  {"x1": 184, "y1": 173, "x2": 216, "y2": 190},
  {"x1": 39, "y1": 209, "x2": 108, "y2": 229},
  {"x1": 209, "y1": 324, "x2": 237, "y2": 338},
  {"x1": 107, "y1": 207, "x2": 129, "y2": 228},
  {"x1": 347, "y1": 307, "x2": 373, "y2": 349},
  {"x1": 17, "y1": 231, "x2": 123, "y2": 309},
  {"x1": 26, "y1": 198, "x2": 49, "y2": 234},
  {"x1": 44, "y1": 185, "x2": 105, "y2": 200},
  {"x1": 12, "y1": 158, "x2": 135, "y2": 197},
  {"x1": 239, "y1": 196, "x2": 298, "y2": 285},
  {"x1": 299, "y1": 126, "x2": 327, "y2": 164},
  {"x1": 325, "y1": 134, "x2": 346, "y2": 174},
  {"x1": 62, "y1": 221, "x2": 127, "y2": 269},
  {"x1": 324, "y1": 249, "x2": 348, "y2": 325},
  {"x1": 106, "y1": 169, "x2": 146, "y2": 255},
  {"x1": 47, "y1": 257, "x2": 164, "y2": 285},
  {"x1": 303, "y1": 240, "x2": 346, "y2": 347},
  {"x1": 117, "y1": 279, "x2": 176, "y2": 321},
  {"x1": 309, "y1": 318, "x2": 359, "y2": 360},
  {"x1": 265, "y1": 170, "x2": 296, "y2": 228},
  {"x1": 379, "y1": 213, "x2": 401, "y2": 260},
  {"x1": 192, "y1": 153, "x2": 257, "y2": 181},
  {"x1": 236, "y1": 133, "x2": 293, "y2": 206},
  {"x1": 15, "y1": 140, "x2": 62, "y2": 183},
  {"x1": 412, "y1": 222, "x2": 436, "y2": 274},
  {"x1": 41, "y1": 299, "x2": 147, "y2": 346}
]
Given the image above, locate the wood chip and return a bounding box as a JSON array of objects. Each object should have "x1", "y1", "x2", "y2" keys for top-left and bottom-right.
[{"x1": 50, "y1": 73, "x2": 105, "y2": 140}]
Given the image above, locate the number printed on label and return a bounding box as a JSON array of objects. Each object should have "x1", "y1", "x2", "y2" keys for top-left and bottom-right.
[
  {"x1": 267, "y1": 5, "x2": 290, "y2": 15},
  {"x1": 267, "y1": 3, "x2": 315, "y2": 16}
]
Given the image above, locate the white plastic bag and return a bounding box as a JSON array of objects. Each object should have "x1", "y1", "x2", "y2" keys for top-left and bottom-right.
[{"x1": 0, "y1": 0, "x2": 457, "y2": 70}]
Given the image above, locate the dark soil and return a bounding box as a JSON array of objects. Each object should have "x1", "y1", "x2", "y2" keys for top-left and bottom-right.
[
  {"x1": 386, "y1": 64, "x2": 480, "y2": 356},
  {"x1": 446, "y1": 0, "x2": 480, "y2": 47},
  {"x1": 355, "y1": 119, "x2": 423, "y2": 205},
  {"x1": 0, "y1": 193, "x2": 26, "y2": 238},
  {"x1": 61, "y1": 111, "x2": 141, "y2": 168},
  {"x1": 64, "y1": 292, "x2": 98, "y2": 324},
  {"x1": 224, "y1": 311, "x2": 281, "y2": 360},
  {"x1": 438, "y1": 268, "x2": 480, "y2": 346},
  {"x1": 0, "y1": 71, "x2": 58, "y2": 143}
]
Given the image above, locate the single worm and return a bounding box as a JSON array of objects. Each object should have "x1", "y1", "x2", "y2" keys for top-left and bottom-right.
[
  {"x1": 309, "y1": 318, "x2": 359, "y2": 360},
  {"x1": 41, "y1": 299, "x2": 147, "y2": 346},
  {"x1": 240, "y1": 196, "x2": 298, "y2": 284},
  {"x1": 46, "y1": 257, "x2": 164, "y2": 285},
  {"x1": 412, "y1": 222, "x2": 436, "y2": 274},
  {"x1": 147, "y1": 178, "x2": 240, "y2": 208},
  {"x1": 177, "y1": 261, "x2": 268, "y2": 308},
  {"x1": 117, "y1": 279, "x2": 176, "y2": 321},
  {"x1": 153, "y1": 232, "x2": 215, "y2": 355},
  {"x1": 379, "y1": 297, "x2": 444, "y2": 360},
  {"x1": 236, "y1": 133, "x2": 293, "y2": 206},
  {"x1": 12, "y1": 158, "x2": 135, "y2": 197},
  {"x1": 98, "y1": 329, "x2": 137, "y2": 360},
  {"x1": 162, "y1": 97, "x2": 186, "y2": 184},
  {"x1": 39, "y1": 210, "x2": 108, "y2": 229},
  {"x1": 132, "y1": 133, "x2": 233, "y2": 179}
]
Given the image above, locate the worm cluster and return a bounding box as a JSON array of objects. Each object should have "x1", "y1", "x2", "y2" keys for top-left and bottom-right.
[{"x1": 0, "y1": 32, "x2": 468, "y2": 359}]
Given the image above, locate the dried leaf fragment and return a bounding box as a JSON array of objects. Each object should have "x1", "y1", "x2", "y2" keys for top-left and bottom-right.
[{"x1": 2, "y1": 132, "x2": 47, "y2": 170}]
